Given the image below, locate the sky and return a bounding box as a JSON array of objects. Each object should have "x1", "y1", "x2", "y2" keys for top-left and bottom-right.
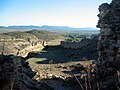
[{"x1": 0, "y1": 0, "x2": 111, "y2": 28}]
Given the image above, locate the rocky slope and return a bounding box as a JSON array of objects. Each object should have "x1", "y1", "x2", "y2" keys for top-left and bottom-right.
[
  {"x1": 0, "y1": 32, "x2": 44, "y2": 57},
  {"x1": 0, "y1": 55, "x2": 53, "y2": 90},
  {"x1": 61, "y1": 36, "x2": 98, "y2": 60},
  {"x1": 61, "y1": 39, "x2": 92, "y2": 49},
  {"x1": 0, "y1": 30, "x2": 60, "y2": 57}
]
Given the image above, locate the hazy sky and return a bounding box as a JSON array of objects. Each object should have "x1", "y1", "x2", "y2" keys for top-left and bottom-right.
[{"x1": 0, "y1": 0, "x2": 111, "y2": 28}]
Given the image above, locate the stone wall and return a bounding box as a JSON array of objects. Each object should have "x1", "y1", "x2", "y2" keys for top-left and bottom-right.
[{"x1": 96, "y1": 0, "x2": 120, "y2": 89}]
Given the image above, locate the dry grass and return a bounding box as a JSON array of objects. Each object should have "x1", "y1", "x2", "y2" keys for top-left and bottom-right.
[{"x1": 46, "y1": 37, "x2": 65, "y2": 46}]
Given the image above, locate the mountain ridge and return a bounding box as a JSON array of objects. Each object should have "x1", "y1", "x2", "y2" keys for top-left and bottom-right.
[{"x1": 0, "y1": 25, "x2": 99, "y2": 31}]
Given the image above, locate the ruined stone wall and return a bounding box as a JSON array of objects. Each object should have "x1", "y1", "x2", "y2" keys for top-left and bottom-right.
[{"x1": 96, "y1": 0, "x2": 120, "y2": 89}]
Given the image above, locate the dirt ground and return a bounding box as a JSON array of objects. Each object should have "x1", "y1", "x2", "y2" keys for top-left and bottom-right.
[{"x1": 27, "y1": 38, "x2": 92, "y2": 90}]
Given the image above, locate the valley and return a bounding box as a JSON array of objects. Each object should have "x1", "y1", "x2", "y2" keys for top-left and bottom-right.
[
  {"x1": 0, "y1": 28, "x2": 99, "y2": 90},
  {"x1": 0, "y1": 0, "x2": 120, "y2": 90},
  {"x1": 26, "y1": 33, "x2": 98, "y2": 89}
]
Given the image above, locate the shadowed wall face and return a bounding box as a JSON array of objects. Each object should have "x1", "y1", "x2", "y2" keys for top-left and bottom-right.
[{"x1": 96, "y1": 0, "x2": 120, "y2": 89}]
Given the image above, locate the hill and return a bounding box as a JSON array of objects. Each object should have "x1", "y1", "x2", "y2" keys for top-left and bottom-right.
[
  {"x1": 0, "y1": 30, "x2": 61, "y2": 56},
  {"x1": 3, "y1": 31, "x2": 38, "y2": 40},
  {"x1": 40, "y1": 25, "x2": 99, "y2": 31},
  {"x1": 0, "y1": 25, "x2": 99, "y2": 32},
  {"x1": 26, "y1": 30, "x2": 60, "y2": 41}
]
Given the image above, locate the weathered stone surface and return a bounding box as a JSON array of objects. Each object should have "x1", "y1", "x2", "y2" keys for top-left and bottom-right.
[
  {"x1": 0, "y1": 55, "x2": 53, "y2": 90},
  {"x1": 95, "y1": 0, "x2": 120, "y2": 89}
]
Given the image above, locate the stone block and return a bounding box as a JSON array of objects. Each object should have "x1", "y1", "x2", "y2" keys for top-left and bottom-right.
[
  {"x1": 104, "y1": 28, "x2": 112, "y2": 36},
  {"x1": 109, "y1": 40, "x2": 116, "y2": 44},
  {"x1": 108, "y1": 56, "x2": 115, "y2": 61},
  {"x1": 117, "y1": 40, "x2": 120, "y2": 45}
]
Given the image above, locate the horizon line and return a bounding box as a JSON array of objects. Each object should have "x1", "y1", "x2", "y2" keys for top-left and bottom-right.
[{"x1": 0, "y1": 25, "x2": 99, "y2": 29}]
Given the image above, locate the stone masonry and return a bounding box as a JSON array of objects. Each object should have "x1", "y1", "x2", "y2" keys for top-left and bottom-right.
[{"x1": 96, "y1": 0, "x2": 120, "y2": 89}]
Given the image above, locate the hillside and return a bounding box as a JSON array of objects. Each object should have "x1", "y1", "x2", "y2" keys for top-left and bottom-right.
[
  {"x1": 26, "y1": 30, "x2": 60, "y2": 41},
  {"x1": 0, "y1": 30, "x2": 61, "y2": 56},
  {"x1": 3, "y1": 31, "x2": 38, "y2": 41}
]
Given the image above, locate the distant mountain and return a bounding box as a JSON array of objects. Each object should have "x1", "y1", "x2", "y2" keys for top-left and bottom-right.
[
  {"x1": 8, "y1": 25, "x2": 41, "y2": 29},
  {"x1": 0, "y1": 25, "x2": 99, "y2": 32},
  {"x1": 41, "y1": 25, "x2": 98, "y2": 31}
]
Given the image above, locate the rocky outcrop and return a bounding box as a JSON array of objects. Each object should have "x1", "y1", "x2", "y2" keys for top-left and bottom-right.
[
  {"x1": 61, "y1": 36, "x2": 98, "y2": 49},
  {"x1": 61, "y1": 36, "x2": 98, "y2": 60},
  {"x1": 17, "y1": 39, "x2": 44, "y2": 57},
  {"x1": 96, "y1": 0, "x2": 120, "y2": 89},
  {"x1": 61, "y1": 38, "x2": 92, "y2": 49},
  {"x1": 0, "y1": 30, "x2": 61, "y2": 57},
  {"x1": 0, "y1": 55, "x2": 53, "y2": 90},
  {"x1": 0, "y1": 32, "x2": 44, "y2": 57}
]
